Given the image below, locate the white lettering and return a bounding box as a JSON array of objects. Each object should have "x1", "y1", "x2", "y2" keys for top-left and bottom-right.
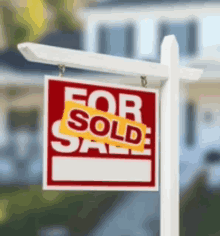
[
  {"x1": 88, "y1": 90, "x2": 116, "y2": 114},
  {"x1": 51, "y1": 120, "x2": 79, "y2": 153},
  {"x1": 119, "y1": 94, "x2": 142, "y2": 122},
  {"x1": 65, "y1": 87, "x2": 87, "y2": 105},
  {"x1": 80, "y1": 140, "x2": 107, "y2": 154},
  {"x1": 109, "y1": 145, "x2": 129, "y2": 154}
]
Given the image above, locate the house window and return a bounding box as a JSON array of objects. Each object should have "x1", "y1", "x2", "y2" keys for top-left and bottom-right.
[
  {"x1": 8, "y1": 108, "x2": 39, "y2": 132},
  {"x1": 205, "y1": 150, "x2": 220, "y2": 164},
  {"x1": 125, "y1": 25, "x2": 135, "y2": 58},
  {"x1": 97, "y1": 23, "x2": 135, "y2": 58},
  {"x1": 186, "y1": 101, "x2": 196, "y2": 147},
  {"x1": 203, "y1": 111, "x2": 213, "y2": 124},
  {"x1": 158, "y1": 21, "x2": 197, "y2": 57}
]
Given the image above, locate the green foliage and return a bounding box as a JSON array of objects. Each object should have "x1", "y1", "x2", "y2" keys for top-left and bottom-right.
[
  {"x1": 46, "y1": 0, "x2": 80, "y2": 32},
  {"x1": 180, "y1": 173, "x2": 220, "y2": 236},
  {"x1": 2, "y1": 7, "x2": 27, "y2": 50},
  {"x1": 55, "y1": 13, "x2": 78, "y2": 32},
  {"x1": 1, "y1": 0, "x2": 82, "y2": 52},
  {"x1": 0, "y1": 185, "x2": 122, "y2": 235}
]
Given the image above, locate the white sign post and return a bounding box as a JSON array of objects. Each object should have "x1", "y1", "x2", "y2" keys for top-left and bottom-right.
[
  {"x1": 18, "y1": 35, "x2": 203, "y2": 236},
  {"x1": 160, "y1": 36, "x2": 180, "y2": 236}
]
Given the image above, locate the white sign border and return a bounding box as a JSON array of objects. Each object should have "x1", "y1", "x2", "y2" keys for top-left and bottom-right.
[{"x1": 43, "y1": 75, "x2": 159, "y2": 191}]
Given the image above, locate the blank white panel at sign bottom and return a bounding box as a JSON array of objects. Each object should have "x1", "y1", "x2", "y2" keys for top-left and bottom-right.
[{"x1": 52, "y1": 157, "x2": 151, "y2": 182}]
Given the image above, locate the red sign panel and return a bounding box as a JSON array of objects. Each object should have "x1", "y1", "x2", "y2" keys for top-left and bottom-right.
[{"x1": 43, "y1": 76, "x2": 158, "y2": 191}]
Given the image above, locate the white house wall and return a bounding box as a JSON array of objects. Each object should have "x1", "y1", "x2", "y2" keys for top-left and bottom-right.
[{"x1": 79, "y1": 2, "x2": 220, "y2": 64}]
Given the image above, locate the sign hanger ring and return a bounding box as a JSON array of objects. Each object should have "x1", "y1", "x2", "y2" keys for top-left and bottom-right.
[{"x1": 141, "y1": 76, "x2": 148, "y2": 87}]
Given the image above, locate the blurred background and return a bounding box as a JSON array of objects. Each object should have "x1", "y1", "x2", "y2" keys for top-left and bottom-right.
[{"x1": 1, "y1": 0, "x2": 220, "y2": 235}]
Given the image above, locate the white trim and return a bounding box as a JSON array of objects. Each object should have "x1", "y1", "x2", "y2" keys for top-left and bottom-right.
[
  {"x1": 43, "y1": 185, "x2": 159, "y2": 192},
  {"x1": 43, "y1": 76, "x2": 49, "y2": 190},
  {"x1": 79, "y1": 3, "x2": 220, "y2": 21}
]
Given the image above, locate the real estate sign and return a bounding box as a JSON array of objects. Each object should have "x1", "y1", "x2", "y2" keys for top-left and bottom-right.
[{"x1": 43, "y1": 76, "x2": 158, "y2": 191}]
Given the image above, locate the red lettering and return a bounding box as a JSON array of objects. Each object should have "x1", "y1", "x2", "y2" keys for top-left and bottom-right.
[
  {"x1": 90, "y1": 116, "x2": 110, "y2": 137},
  {"x1": 125, "y1": 125, "x2": 142, "y2": 145},
  {"x1": 66, "y1": 108, "x2": 144, "y2": 148},
  {"x1": 68, "y1": 109, "x2": 89, "y2": 131},
  {"x1": 110, "y1": 120, "x2": 124, "y2": 141}
]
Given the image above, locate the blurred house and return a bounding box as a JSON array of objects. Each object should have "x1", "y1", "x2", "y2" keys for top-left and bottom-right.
[
  {"x1": 0, "y1": 28, "x2": 83, "y2": 185},
  {"x1": 0, "y1": 71, "x2": 44, "y2": 185},
  {"x1": 1, "y1": 0, "x2": 220, "y2": 235}
]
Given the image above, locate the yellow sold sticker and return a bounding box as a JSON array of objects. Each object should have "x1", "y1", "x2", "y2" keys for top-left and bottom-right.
[{"x1": 59, "y1": 101, "x2": 147, "y2": 152}]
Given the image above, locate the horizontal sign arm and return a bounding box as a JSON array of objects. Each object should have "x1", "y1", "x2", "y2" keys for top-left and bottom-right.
[{"x1": 18, "y1": 42, "x2": 203, "y2": 81}]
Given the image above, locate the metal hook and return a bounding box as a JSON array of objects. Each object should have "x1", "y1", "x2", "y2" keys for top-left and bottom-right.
[
  {"x1": 58, "y1": 65, "x2": 66, "y2": 77},
  {"x1": 141, "y1": 76, "x2": 147, "y2": 87}
]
